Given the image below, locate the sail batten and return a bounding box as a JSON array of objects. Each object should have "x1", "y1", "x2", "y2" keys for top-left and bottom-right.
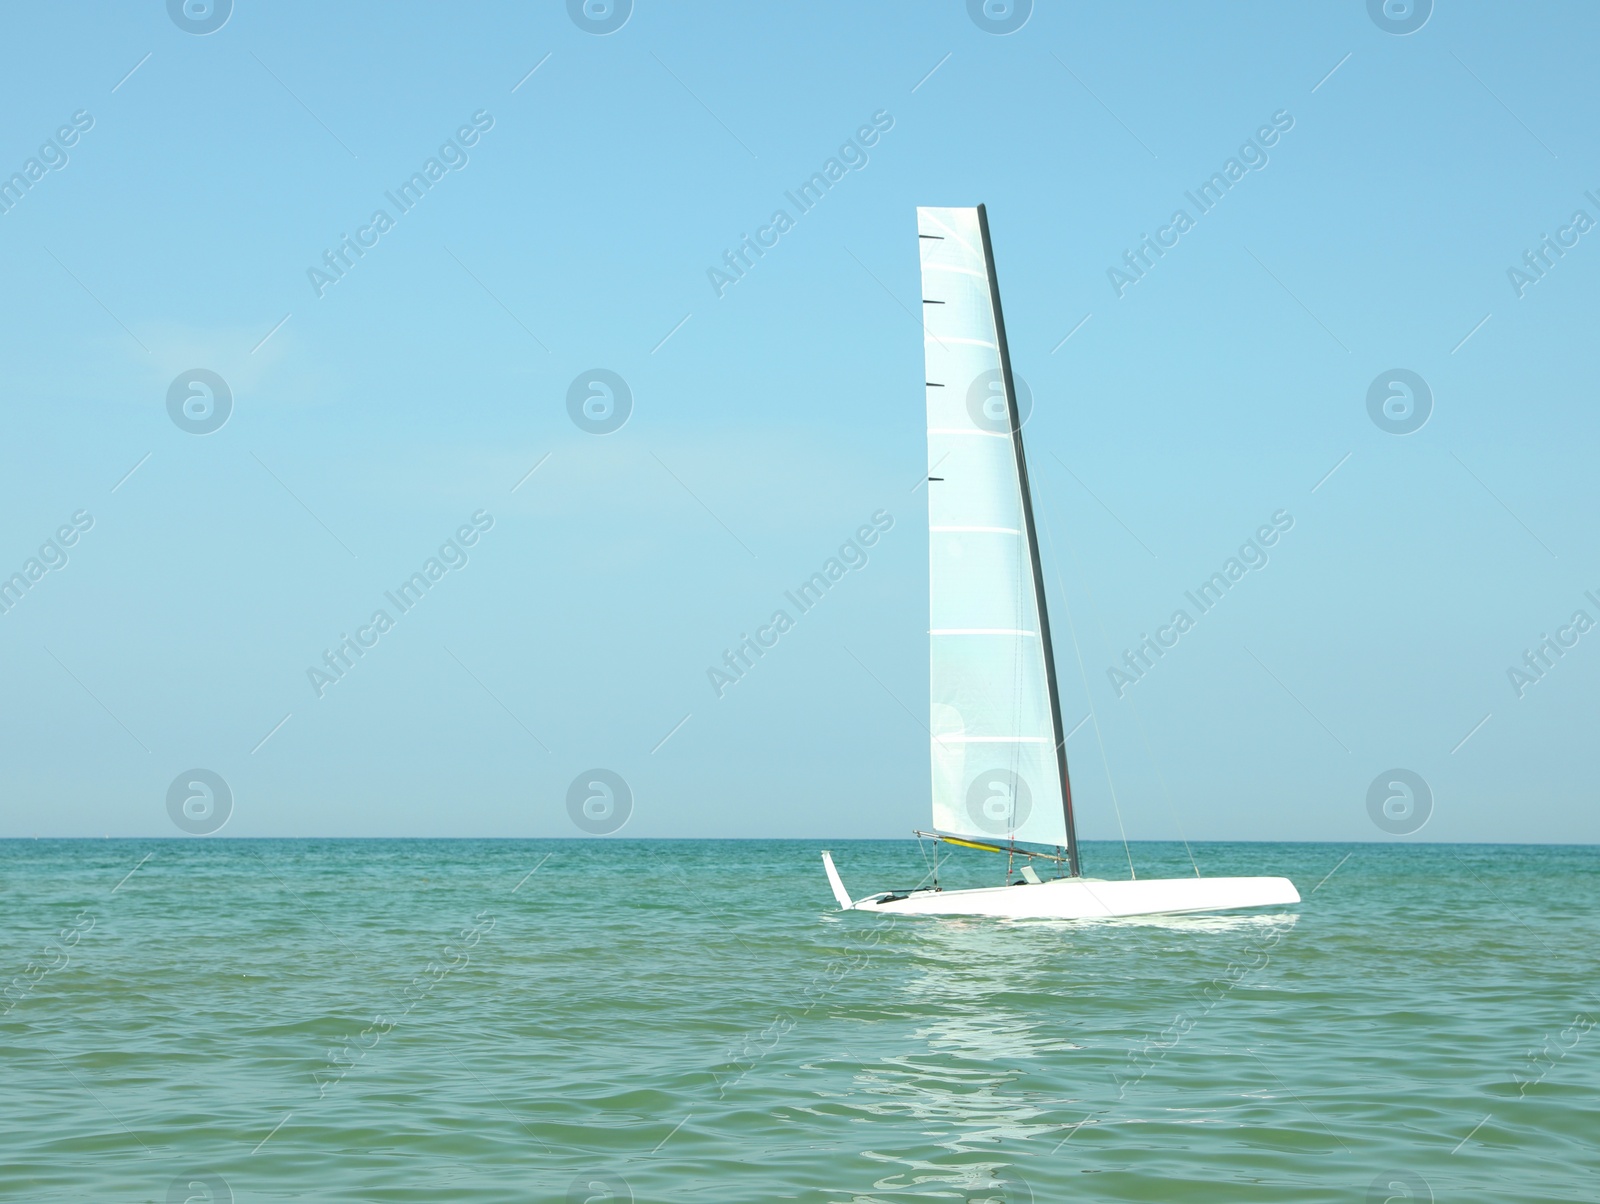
[{"x1": 918, "y1": 205, "x2": 1079, "y2": 871}]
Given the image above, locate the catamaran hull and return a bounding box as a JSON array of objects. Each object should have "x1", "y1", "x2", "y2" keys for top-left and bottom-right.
[
  {"x1": 862, "y1": 876, "x2": 1298, "y2": 919},
  {"x1": 822, "y1": 854, "x2": 1299, "y2": 919}
]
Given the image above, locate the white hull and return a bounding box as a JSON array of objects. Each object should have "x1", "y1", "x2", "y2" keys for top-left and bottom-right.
[{"x1": 822, "y1": 852, "x2": 1299, "y2": 920}]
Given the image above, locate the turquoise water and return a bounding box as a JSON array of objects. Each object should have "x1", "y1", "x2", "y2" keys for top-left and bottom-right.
[{"x1": 1, "y1": 840, "x2": 1595, "y2": 1202}]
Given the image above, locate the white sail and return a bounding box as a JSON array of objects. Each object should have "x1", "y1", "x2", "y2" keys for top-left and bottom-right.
[{"x1": 917, "y1": 206, "x2": 1072, "y2": 854}]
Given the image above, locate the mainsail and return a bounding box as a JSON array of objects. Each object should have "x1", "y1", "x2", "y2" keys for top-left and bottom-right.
[{"x1": 917, "y1": 205, "x2": 1079, "y2": 873}]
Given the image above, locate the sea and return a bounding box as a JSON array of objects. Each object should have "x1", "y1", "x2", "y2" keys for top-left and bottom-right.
[{"x1": 1, "y1": 839, "x2": 1595, "y2": 1202}]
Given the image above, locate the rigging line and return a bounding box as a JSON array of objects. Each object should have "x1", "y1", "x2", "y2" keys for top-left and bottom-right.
[
  {"x1": 1123, "y1": 703, "x2": 1200, "y2": 876},
  {"x1": 911, "y1": 832, "x2": 941, "y2": 892},
  {"x1": 1040, "y1": 463, "x2": 1200, "y2": 878},
  {"x1": 1032, "y1": 471, "x2": 1136, "y2": 881},
  {"x1": 1116, "y1": 693, "x2": 1200, "y2": 877}
]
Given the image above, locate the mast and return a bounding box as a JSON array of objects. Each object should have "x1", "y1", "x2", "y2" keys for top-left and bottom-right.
[{"x1": 975, "y1": 204, "x2": 1081, "y2": 877}]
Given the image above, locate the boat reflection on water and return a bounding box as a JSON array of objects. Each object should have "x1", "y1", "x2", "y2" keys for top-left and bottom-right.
[
  {"x1": 834, "y1": 912, "x2": 1299, "y2": 1201},
  {"x1": 844, "y1": 921, "x2": 1067, "y2": 1201},
  {"x1": 1067, "y1": 910, "x2": 1302, "y2": 937}
]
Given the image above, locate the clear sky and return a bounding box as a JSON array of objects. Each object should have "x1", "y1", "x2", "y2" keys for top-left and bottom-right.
[{"x1": 2, "y1": 1, "x2": 1596, "y2": 844}]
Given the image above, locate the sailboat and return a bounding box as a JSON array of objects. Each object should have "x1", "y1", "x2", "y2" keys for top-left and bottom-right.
[{"x1": 821, "y1": 205, "x2": 1301, "y2": 920}]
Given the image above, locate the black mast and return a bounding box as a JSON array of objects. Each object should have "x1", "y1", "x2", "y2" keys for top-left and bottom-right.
[{"x1": 975, "y1": 204, "x2": 1081, "y2": 878}]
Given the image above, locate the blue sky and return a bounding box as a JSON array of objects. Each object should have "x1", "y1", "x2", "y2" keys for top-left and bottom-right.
[{"x1": 2, "y1": 1, "x2": 1596, "y2": 844}]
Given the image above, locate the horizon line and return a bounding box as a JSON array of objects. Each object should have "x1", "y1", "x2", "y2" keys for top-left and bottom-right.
[{"x1": 2, "y1": 836, "x2": 1595, "y2": 847}]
